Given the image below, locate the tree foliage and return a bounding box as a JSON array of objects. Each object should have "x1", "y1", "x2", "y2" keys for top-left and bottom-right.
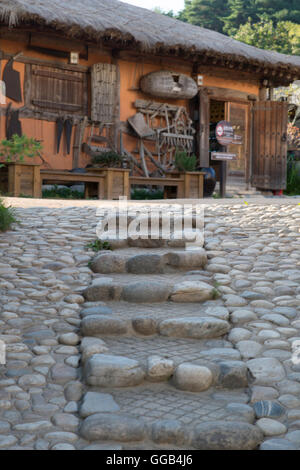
[
  {"x1": 0, "y1": 134, "x2": 42, "y2": 166},
  {"x1": 181, "y1": 0, "x2": 230, "y2": 33},
  {"x1": 234, "y1": 14, "x2": 300, "y2": 54},
  {"x1": 153, "y1": 0, "x2": 300, "y2": 54}
]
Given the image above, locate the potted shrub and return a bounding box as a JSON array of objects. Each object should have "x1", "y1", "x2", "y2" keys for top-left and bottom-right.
[
  {"x1": 87, "y1": 151, "x2": 130, "y2": 199},
  {"x1": 173, "y1": 150, "x2": 205, "y2": 198}
]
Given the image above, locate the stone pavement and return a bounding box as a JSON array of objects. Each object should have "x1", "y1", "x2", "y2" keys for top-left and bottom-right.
[{"x1": 0, "y1": 196, "x2": 299, "y2": 450}]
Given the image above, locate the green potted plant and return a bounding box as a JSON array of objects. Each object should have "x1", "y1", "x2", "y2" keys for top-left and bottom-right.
[{"x1": 173, "y1": 150, "x2": 205, "y2": 198}]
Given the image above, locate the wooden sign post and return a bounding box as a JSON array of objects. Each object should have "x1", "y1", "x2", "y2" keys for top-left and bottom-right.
[{"x1": 213, "y1": 121, "x2": 238, "y2": 198}]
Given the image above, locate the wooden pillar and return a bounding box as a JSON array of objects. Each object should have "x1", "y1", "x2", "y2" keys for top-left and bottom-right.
[
  {"x1": 33, "y1": 165, "x2": 41, "y2": 198},
  {"x1": 220, "y1": 161, "x2": 227, "y2": 198},
  {"x1": 198, "y1": 88, "x2": 210, "y2": 167}
]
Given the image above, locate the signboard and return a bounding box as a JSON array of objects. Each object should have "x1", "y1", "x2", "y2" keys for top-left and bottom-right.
[
  {"x1": 215, "y1": 120, "x2": 234, "y2": 146},
  {"x1": 211, "y1": 152, "x2": 237, "y2": 161},
  {"x1": 233, "y1": 134, "x2": 243, "y2": 145}
]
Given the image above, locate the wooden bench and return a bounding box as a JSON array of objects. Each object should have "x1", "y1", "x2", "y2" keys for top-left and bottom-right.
[
  {"x1": 130, "y1": 172, "x2": 205, "y2": 199},
  {"x1": 86, "y1": 168, "x2": 130, "y2": 199},
  {"x1": 40, "y1": 170, "x2": 105, "y2": 199},
  {"x1": 130, "y1": 176, "x2": 185, "y2": 199}
]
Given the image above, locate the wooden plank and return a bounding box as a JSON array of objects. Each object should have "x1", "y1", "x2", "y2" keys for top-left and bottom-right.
[
  {"x1": 198, "y1": 88, "x2": 210, "y2": 167},
  {"x1": 41, "y1": 171, "x2": 105, "y2": 183},
  {"x1": 24, "y1": 63, "x2": 32, "y2": 108},
  {"x1": 184, "y1": 173, "x2": 191, "y2": 198},
  {"x1": 73, "y1": 116, "x2": 88, "y2": 169},
  {"x1": 2, "y1": 52, "x2": 89, "y2": 72},
  {"x1": 32, "y1": 99, "x2": 82, "y2": 111},
  {"x1": 123, "y1": 171, "x2": 130, "y2": 199},
  {"x1": 130, "y1": 176, "x2": 184, "y2": 185},
  {"x1": 33, "y1": 165, "x2": 41, "y2": 198},
  {"x1": 206, "y1": 86, "x2": 257, "y2": 102},
  {"x1": 252, "y1": 101, "x2": 288, "y2": 189},
  {"x1": 32, "y1": 69, "x2": 83, "y2": 82},
  {"x1": 91, "y1": 63, "x2": 118, "y2": 123}
]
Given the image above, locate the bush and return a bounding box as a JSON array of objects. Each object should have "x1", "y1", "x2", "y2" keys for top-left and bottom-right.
[
  {"x1": 91, "y1": 151, "x2": 123, "y2": 168},
  {"x1": 0, "y1": 199, "x2": 17, "y2": 232},
  {"x1": 131, "y1": 187, "x2": 164, "y2": 200},
  {"x1": 0, "y1": 134, "x2": 42, "y2": 166},
  {"x1": 42, "y1": 185, "x2": 85, "y2": 199},
  {"x1": 174, "y1": 151, "x2": 197, "y2": 172},
  {"x1": 85, "y1": 240, "x2": 112, "y2": 252},
  {"x1": 285, "y1": 158, "x2": 300, "y2": 196}
]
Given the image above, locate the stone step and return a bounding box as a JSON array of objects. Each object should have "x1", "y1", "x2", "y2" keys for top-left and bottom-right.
[
  {"x1": 96, "y1": 210, "x2": 204, "y2": 250},
  {"x1": 78, "y1": 384, "x2": 263, "y2": 449},
  {"x1": 80, "y1": 300, "x2": 228, "y2": 323},
  {"x1": 90, "y1": 249, "x2": 207, "y2": 274},
  {"x1": 82, "y1": 351, "x2": 248, "y2": 390},
  {"x1": 83, "y1": 277, "x2": 219, "y2": 304},
  {"x1": 80, "y1": 414, "x2": 262, "y2": 450},
  {"x1": 80, "y1": 314, "x2": 230, "y2": 340},
  {"x1": 100, "y1": 230, "x2": 204, "y2": 250}
]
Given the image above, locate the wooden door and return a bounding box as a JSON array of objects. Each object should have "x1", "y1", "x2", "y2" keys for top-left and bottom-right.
[
  {"x1": 225, "y1": 102, "x2": 250, "y2": 181},
  {"x1": 252, "y1": 101, "x2": 288, "y2": 190}
]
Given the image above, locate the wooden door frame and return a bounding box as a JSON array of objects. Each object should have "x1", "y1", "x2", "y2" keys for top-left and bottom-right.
[
  {"x1": 197, "y1": 86, "x2": 257, "y2": 182},
  {"x1": 225, "y1": 101, "x2": 251, "y2": 186}
]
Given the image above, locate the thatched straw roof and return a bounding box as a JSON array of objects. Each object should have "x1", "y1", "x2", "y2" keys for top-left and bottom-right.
[{"x1": 1, "y1": 0, "x2": 300, "y2": 78}]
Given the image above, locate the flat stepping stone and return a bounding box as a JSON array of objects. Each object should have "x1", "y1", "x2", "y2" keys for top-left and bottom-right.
[
  {"x1": 84, "y1": 354, "x2": 145, "y2": 387},
  {"x1": 80, "y1": 392, "x2": 120, "y2": 417},
  {"x1": 91, "y1": 253, "x2": 126, "y2": 274},
  {"x1": 122, "y1": 281, "x2": 171, "y2": 303},
  {"x1": 170, "y1": 281, "x2": 216, "y2": 303},
  {"x1": 83, "y1": 279, "x2": 122, "y2": 302},
  {"x1": 126, "y1": 254, "x2": 165, "y2": 274},
  {"x1": 192, "y1": 421, "x2": 263, "y2": 450},
  {"x1": 80, "y1": 413, "x2": 146, "y2": 442},
  {"x1": 151, "y1": 420, "x2": 187, "y2": 446},
  {"x1": 81, "y1": 315, "x2": 128, "y2": 336},
  {"x1": 158, "y1": 317, "x2": 229, "y2": 339}
]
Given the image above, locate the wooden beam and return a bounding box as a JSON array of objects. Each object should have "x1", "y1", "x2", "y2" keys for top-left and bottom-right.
[
  {"x1": 1, "y1": 52, "x2": 89, "y2": 72},
  {"x1": 205, "y1": 86, "x2": 258, "y2": 102}
]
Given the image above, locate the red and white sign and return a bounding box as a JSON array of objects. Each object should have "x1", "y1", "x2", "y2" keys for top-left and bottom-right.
[{"x1": 215, "y1": 121, "x2": 234, "y2": 146}]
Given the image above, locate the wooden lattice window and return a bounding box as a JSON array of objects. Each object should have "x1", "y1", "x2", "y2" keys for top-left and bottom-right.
[
  {"x1": 91, "y1": 63, "x2": 118, "y2": 123},
  {"x1": 29, "y1": 64, "x2": 88, "y2": 115}
]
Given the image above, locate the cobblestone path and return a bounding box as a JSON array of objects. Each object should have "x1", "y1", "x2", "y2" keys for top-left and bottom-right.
[{"x1": 0, "y1": 197, "x2": 299, "y2": 450}]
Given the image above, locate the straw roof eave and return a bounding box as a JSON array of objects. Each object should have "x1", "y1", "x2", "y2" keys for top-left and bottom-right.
[{"x1": 1, "y1": 0, "x2": 300, "y2": 84}]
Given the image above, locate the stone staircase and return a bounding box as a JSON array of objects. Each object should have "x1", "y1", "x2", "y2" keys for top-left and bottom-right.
[{"x1": 77, "y1": 213, "x2": 263, "y2": 450}]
